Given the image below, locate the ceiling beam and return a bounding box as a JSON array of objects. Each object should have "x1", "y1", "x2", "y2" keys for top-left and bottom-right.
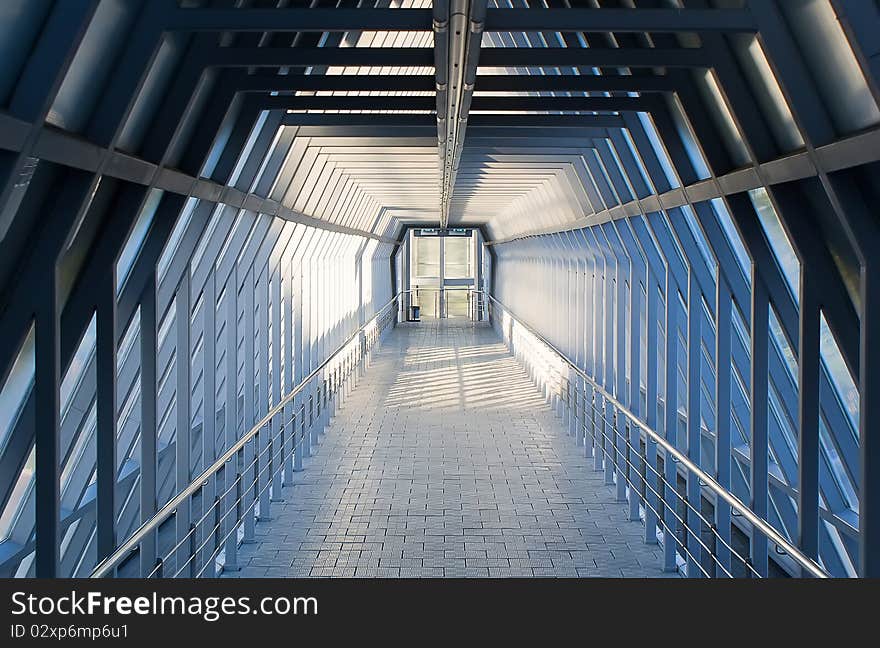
[
  {"x1": 226, "y1": 72, "x2": 677, "y2": 94},
  {"x1": 483, "y1": 8, "x2": 757, "y2": 33},
  {"x1": 265, "y1": 95, "x2": 652, "y2": 112},
  {"x1": 472, "y1": 95, "x2": 653, "y2": 112},
  {"x1": 208, "y1": 46, "x2": 706, "y2": 70},
  {"x1": 474, "y1": 74, "x2": 678, "y2": 92},
  {"x1": 478, "y1": 46, "x2": 709, "y2": 68},
  {"x1": 209, "y1": 46, "x2": 434, "y2": 68},
  {"x1": 170, "y1": 7, "x2": 433, "y2": 32},
  {"x1": 168, "y1": 7, "x2": 755, "y2": 34},
  {"x1": 280, "y1": 113, "x2": 625, "y2": 129},
  {"x1": 280, "y1": 124, "x2": 614, "y2": 142},
  {"x1": 237, "y1": 74, "x2": 437, "y2": 92}
]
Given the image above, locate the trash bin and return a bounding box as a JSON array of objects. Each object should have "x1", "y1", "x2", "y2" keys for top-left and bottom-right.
[{"x1": 410, "y1": 305, "x2": 420, "y2": 321}]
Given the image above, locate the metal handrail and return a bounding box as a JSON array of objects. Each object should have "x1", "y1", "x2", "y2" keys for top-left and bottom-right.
[
  {"x1": 90, "y1": 291, "x2": 404, "y2": 578},
  {"x1": 478, "y1": 290, "x2": 829, "y2": 579},
  {"x1": 407, "y1": 286, "x2": 481, "y2": 319}
]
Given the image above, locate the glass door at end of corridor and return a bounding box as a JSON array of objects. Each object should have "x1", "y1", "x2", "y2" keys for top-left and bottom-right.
[
  {"x1": 410, "y1": 233, "x2": 441, "y2": 318},
  {"x1": 408, "y1": 229, "x2": 477, "y2": 319}
]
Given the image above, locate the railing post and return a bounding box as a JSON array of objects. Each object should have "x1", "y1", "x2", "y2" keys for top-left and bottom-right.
[
  {"x1": 578, "y1": 380, "x2": 587, "y2": 448},
  {"x1": 222, "y1": 451, "x2": 242, "y2": 572},
  {"x1": 242, "y1": 435, "x2": 256, "y2": 544},
  {"x1": 270, "y1": 419, "x2": 283, "y2": 504},
  {"x1": 615, "y1": 406, "x2": 627, "y2": 502},
  {"x1": 300, "y1": 403, "x2": 310, "y2": 461},
  {"x1": 283, "y1": 402, "x2": 295, "y2": 485},
  {"x1": 188, "y1": 522, "x2": 197, "y2": 578},
  {"x1": 248, "y1": 432, "x2": 262, "y2": 525},
  {"x1": 603, "y1": 399, "x2": 614, "y2": 486},
  {"x1": 210, "y1": 495, "x2": 221, "y2": 576},
  {"x1": 591, "y1": 388, "x2": 602, "y2": 471},
  {"x1": 258, "y1": 422, "x2": 273, "y2": 522},
  {"x1": 308, "y1": 393, "x2": 316, "y2": 452}
]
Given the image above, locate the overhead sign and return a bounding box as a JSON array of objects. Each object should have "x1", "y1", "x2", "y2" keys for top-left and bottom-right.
[{"x1": 413, "y1": 228, "x2": 471, "y2": 237}]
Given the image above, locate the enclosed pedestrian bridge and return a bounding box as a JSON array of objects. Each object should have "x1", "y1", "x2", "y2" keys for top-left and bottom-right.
[{"x1": 0, "y1": 0, "x2": 878, "y2": 580}]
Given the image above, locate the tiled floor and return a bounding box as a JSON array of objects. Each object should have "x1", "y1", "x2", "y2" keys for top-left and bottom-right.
[{"x1": 224, "y1": 319, "x2": 674, "y2": 578}]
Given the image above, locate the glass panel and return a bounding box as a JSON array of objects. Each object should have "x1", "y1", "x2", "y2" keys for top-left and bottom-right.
[
  {"x1": 637, "y1": 112, "x2": 680, "y2": 189},
  {"x1": 444, "y1": 237, "x2": 471, "y2": 279},
  {"x1": 710, "y1": 198, "x2": 751, "y2": 283},
  {"x1": 157, "y1": 197, "x2": 197, "y2": 283},
  {"x1": 61, "y1": 315, "x2": 96, "y2": 417},
  {"x1": 446, "y1": 290, "x2": 469, "y2": 318},
  {"x1": 414, "y1": 236, "x2": 440, "y2": 278},
  {"x1": 411, "y1": 287, "x2": 438, "y2": 319},
  {"x1": 819, "y1": 312, "x2": 859, "y2": 431},
  {"x1": 748, "y1": 187, "x2": 800, "y2": 301},
  {"x1": 0, "y1": 446, "x2": 34, "y2": 542},
  {"x1": 0, "y1": 324, "x2": 34, "y2": 455},
  {"x1": 117, "y1": 189, "x2": 163, "y2": 293}
]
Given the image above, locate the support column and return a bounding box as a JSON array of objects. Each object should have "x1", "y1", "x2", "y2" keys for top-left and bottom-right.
[
  {"x1": 663, "y1": 268, "x2": 680, "y2": 573},
  {"x1": 256, "y1": 266, "x2": 271, "y2": 521},
  {"x1": 283, "y1": 259, "x2": 295, "y2": 484},
  {"x1": 34, "y1": 273, "x2": 61, "y2": 578},
  {"x1": 797, "y1": 266, "x2": 821, "y2": 573},
  {"x1": 96, "y1": 272, "x2": 117, "y2": 564},
  {"x1": 645, "y1": 277, "x2": 659, "y2": 545},
  {"x1": 271, "y1": 266, "x2": 284, "y2": 500},
  {"x1": 243, "y1": 267, "x2": 256, "y2": 542},
  {"x1": 686, "y1": 271, "x2": 703, "y2": 577},
  {"x1": 714, "y1": 277, "x2": 733, "y2": 575},
  {"x1": 139, "y1": 278, "x2": 158, "y2": 576},
  {"x1": 615, "y1": 256, "x2": 628, "y2": 502},
  {"x1": 750, "y1": 275, "x2": 770, "y2": 577},
  {"x1": 174, "y1": 275, "x2": 192, "y2": 576},
  {"x1": 629, "y1": 273, "x2": 642, "y2": 522},
  {"x1": 222, "y1": 269, "x2": 240, "y2": 571},
  {"x1": 200, "y1": 271, "x2": 217, "y2": 575},
  {"x1": 862, "y1": 264, "x2": 880, "y2": 577},
  {"x1": 294, "y1": 267, "x2": 307, "y2": 467}
]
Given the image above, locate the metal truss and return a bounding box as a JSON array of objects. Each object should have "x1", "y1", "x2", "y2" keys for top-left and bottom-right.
[{"x1": 0, "y1": 0, "x2": 877, "y2": 580}]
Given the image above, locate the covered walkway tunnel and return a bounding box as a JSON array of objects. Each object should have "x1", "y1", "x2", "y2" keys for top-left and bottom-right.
[{"x1": 0, "y1": 0, "x2": 879, "y2": 580}]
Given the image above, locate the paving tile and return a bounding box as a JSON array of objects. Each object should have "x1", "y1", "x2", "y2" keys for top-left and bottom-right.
[{"x1": 221, "y1": 321, "x2": 671, "y2": 580}]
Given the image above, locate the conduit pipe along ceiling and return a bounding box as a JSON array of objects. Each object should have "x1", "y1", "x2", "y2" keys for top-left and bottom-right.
[
  {"x1": 0, "y1": 0, "x2": 878, "y2": 579},
  {"x1": 435, "y1": 0, "x2": 486, "y2": 229}
]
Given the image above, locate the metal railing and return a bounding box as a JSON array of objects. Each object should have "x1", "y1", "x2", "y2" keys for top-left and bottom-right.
[
  {"x1": 480, "y1": 291, "x2": 828, "y2": 579},
  {"x1": 403, "y1": 286, "x2": 487, "y2": 321},
  {"x1": 91, "y1": 292, "x2": 402, "y2": 578}
]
